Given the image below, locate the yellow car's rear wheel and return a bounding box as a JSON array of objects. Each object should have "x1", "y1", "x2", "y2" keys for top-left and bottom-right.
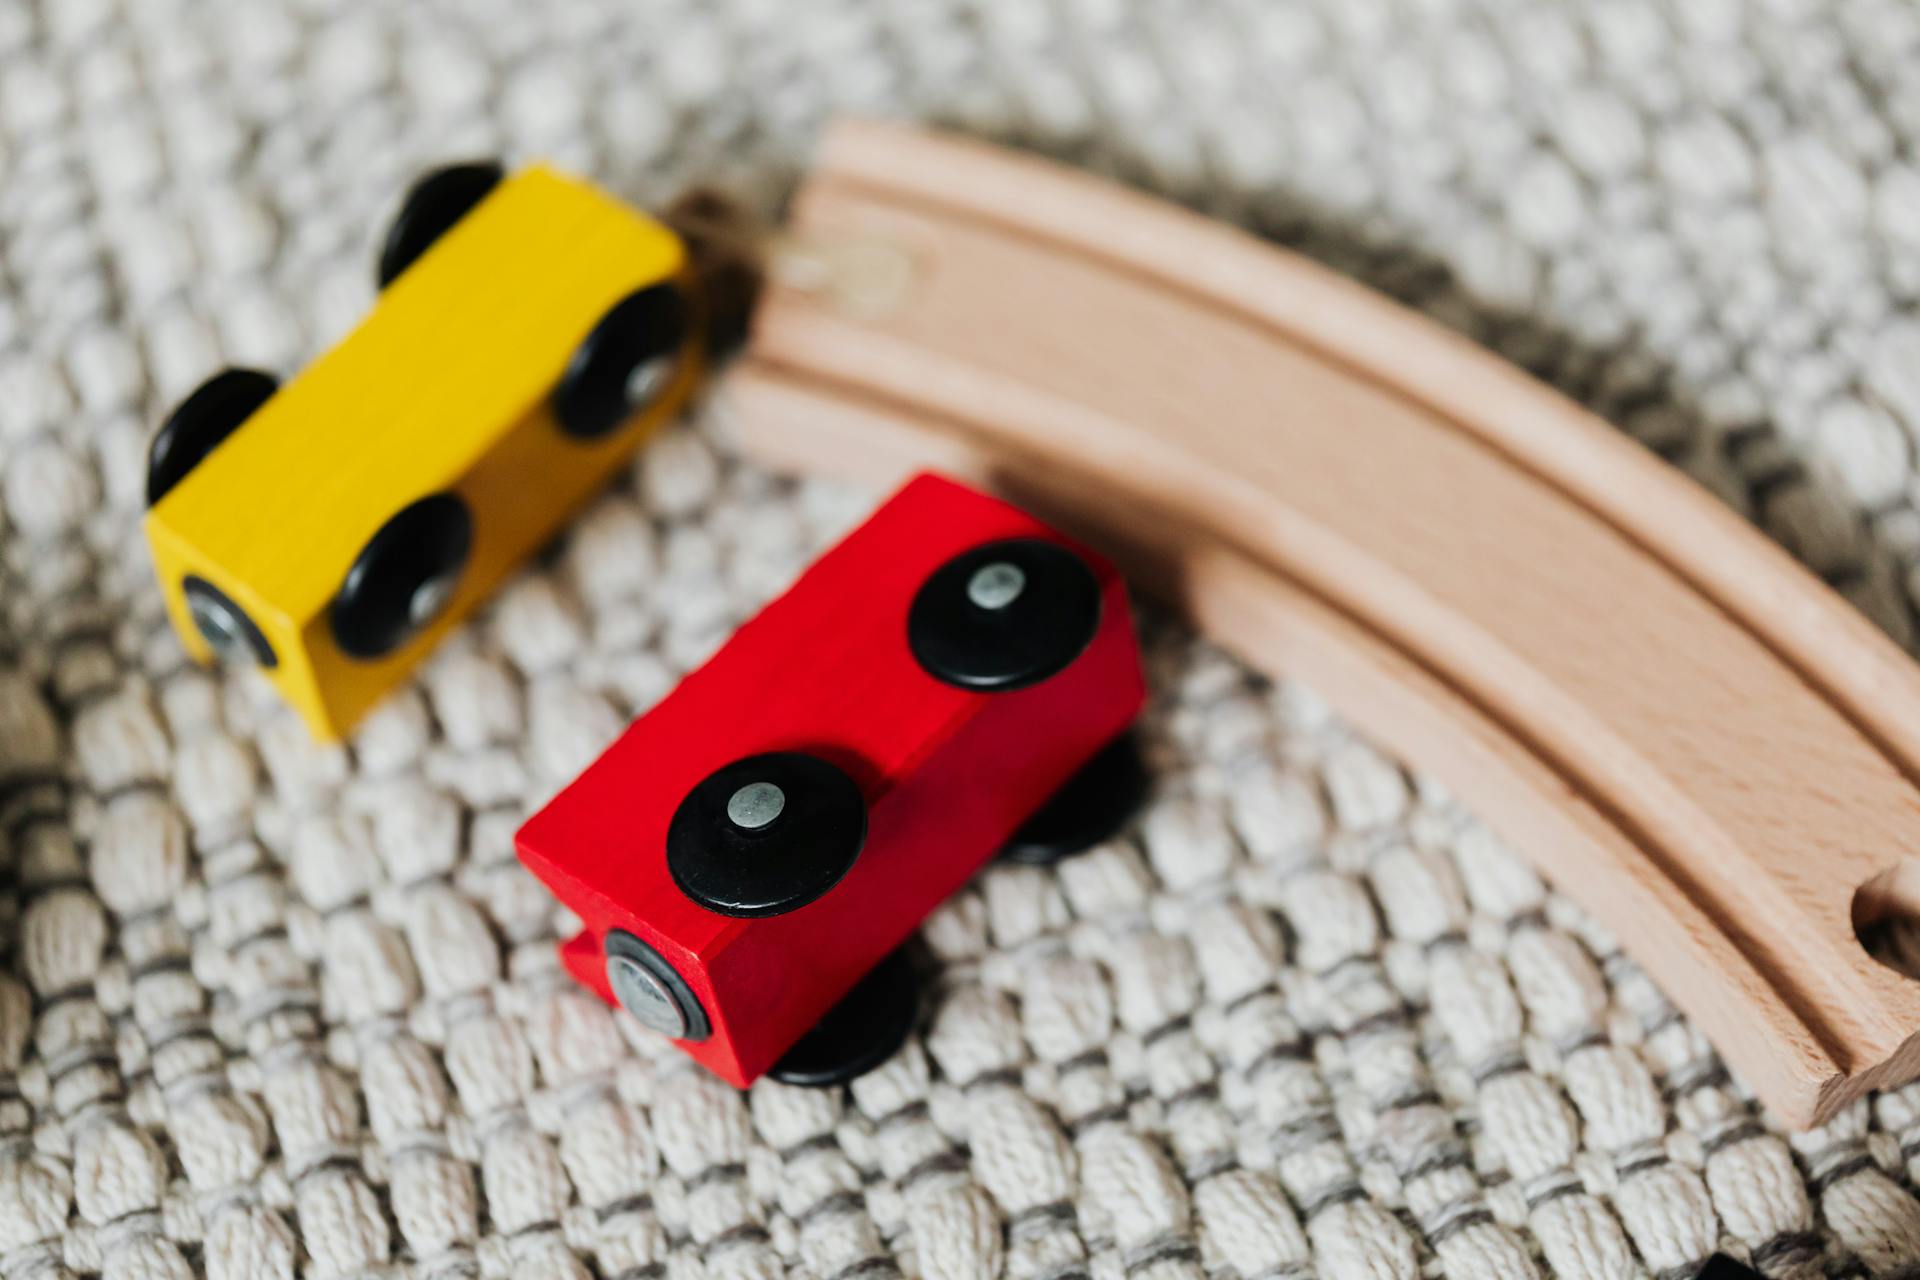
[
  {"x1": 376, "y1": 161, "x2": 503, "y2": 288},
  {"x1": 146, "y1": 367, "x2": 278, "y2": 506},
  {"x1": 552, "y1": 282, "x2": 692, "y2": 439}
]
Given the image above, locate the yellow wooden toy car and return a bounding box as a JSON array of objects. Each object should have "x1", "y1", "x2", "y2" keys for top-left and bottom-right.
[{"x1": 145, "y1": 162, "x2": 702, "y2": 740}]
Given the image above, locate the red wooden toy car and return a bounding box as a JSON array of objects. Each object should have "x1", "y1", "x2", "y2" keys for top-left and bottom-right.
[{"x1": 516, "y1": 473, "x2": 1147, "y2": 1086}]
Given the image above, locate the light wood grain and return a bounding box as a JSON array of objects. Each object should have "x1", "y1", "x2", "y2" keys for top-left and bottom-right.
[{"x1": 725, "y1": 118, "x2": 1920, "y2": 1128}]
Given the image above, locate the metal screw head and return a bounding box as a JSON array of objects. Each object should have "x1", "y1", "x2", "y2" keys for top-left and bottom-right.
[
  {"x1": 606, "y1": 953, "x2": 690, "y2": 1038},
  {"x1": 187, "y1": 591, "x2": 254, "y2": 665},
  {"x1": 726, "y1": 781, "x2": 786, "y2": 831},
  {"x1": 407, "y1": 570, "x2": 458, "y2": 630},
  {"x1": 625, "y1": 353, "x2": 676, "y2": 409},
  {"x1": 966, "y1": 561, "x2": 1026, "y2": 610}
]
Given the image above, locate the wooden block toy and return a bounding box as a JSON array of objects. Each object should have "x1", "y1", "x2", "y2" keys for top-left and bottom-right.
[
  {"x1": 144, "y1": 162, "x2": 705, "y2": 740},
  {"x1": 726, "y1": 118, "x2": 1920, "y2": 1128},
  {"x1": 515, "y1": 473, "x2": 1147, "y2": 1087}
]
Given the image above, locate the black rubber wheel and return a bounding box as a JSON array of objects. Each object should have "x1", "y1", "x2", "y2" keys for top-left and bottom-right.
[
  {"x1": 551, "y1": 282, "x2": 692, "y2": 439},
  {"x1": 604, "y1": 929, "x2": 710, "y2": 1042},
  {"x1": 182, "y1": 574, "x2": 277, "y2": 668},
  {"x1": 769, "y1": 949, "x2": 919, "y2": 1088},
  {"x1": 329, "y1": 493, "x2": 473, "y2": 659},
  {"x1": 1695, "y1": 1256, "x2": 1763, "y2": 1280},
  {"x1": 667, "y1": 752, "x2": 867, "y2": 918},
  {"x1": 146, "y1": 368, "x2": 278, "y2": 506},
  {"x1": 1001, "y1": 731, "x2": 1148, "y2": 865},
  {"x1": 908, "y1": 538, "x2": 1103, "y2": 692},
  {"x1": 376, "y1": 161, "x2": 504, "y2": 288}
]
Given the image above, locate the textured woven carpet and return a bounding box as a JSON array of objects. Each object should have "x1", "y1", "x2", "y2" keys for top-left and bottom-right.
[{"x1": 2, "y1": 0, "x2": 1920, "y2": 1277}]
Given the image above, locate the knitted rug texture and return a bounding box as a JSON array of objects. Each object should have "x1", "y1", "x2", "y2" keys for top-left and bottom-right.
[{"x1": 2, "y1": 0, "x2": 1920, "y2": 1277}]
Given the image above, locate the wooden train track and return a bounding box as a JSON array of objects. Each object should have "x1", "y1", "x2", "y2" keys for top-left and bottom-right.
[{"x1": 722, "y1": 118, "x2": 1920, "y2": 1129}]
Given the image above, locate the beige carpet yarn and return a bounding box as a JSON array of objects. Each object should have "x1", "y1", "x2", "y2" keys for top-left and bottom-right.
[{"x1": 2, "y1": 0, "x2": 1920, "y2": 1277}]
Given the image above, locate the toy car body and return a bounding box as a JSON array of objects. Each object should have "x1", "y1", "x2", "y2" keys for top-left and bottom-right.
[
  {"x1": 516, "y1": 473, "x2": 1146, "y2": 1087},
  {"x1": 145, "y1": 164, "x2": 700, "y2": 740}
]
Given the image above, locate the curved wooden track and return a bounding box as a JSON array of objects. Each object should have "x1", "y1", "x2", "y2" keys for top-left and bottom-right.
[{"x1": 725, "y1": 117, "x2": 1920, "y2": 1129}]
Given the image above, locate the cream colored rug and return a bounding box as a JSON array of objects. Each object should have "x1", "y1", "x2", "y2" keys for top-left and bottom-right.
[{"x1": 2, "y1": 1, "x2": 1919, "y2": 1277}]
